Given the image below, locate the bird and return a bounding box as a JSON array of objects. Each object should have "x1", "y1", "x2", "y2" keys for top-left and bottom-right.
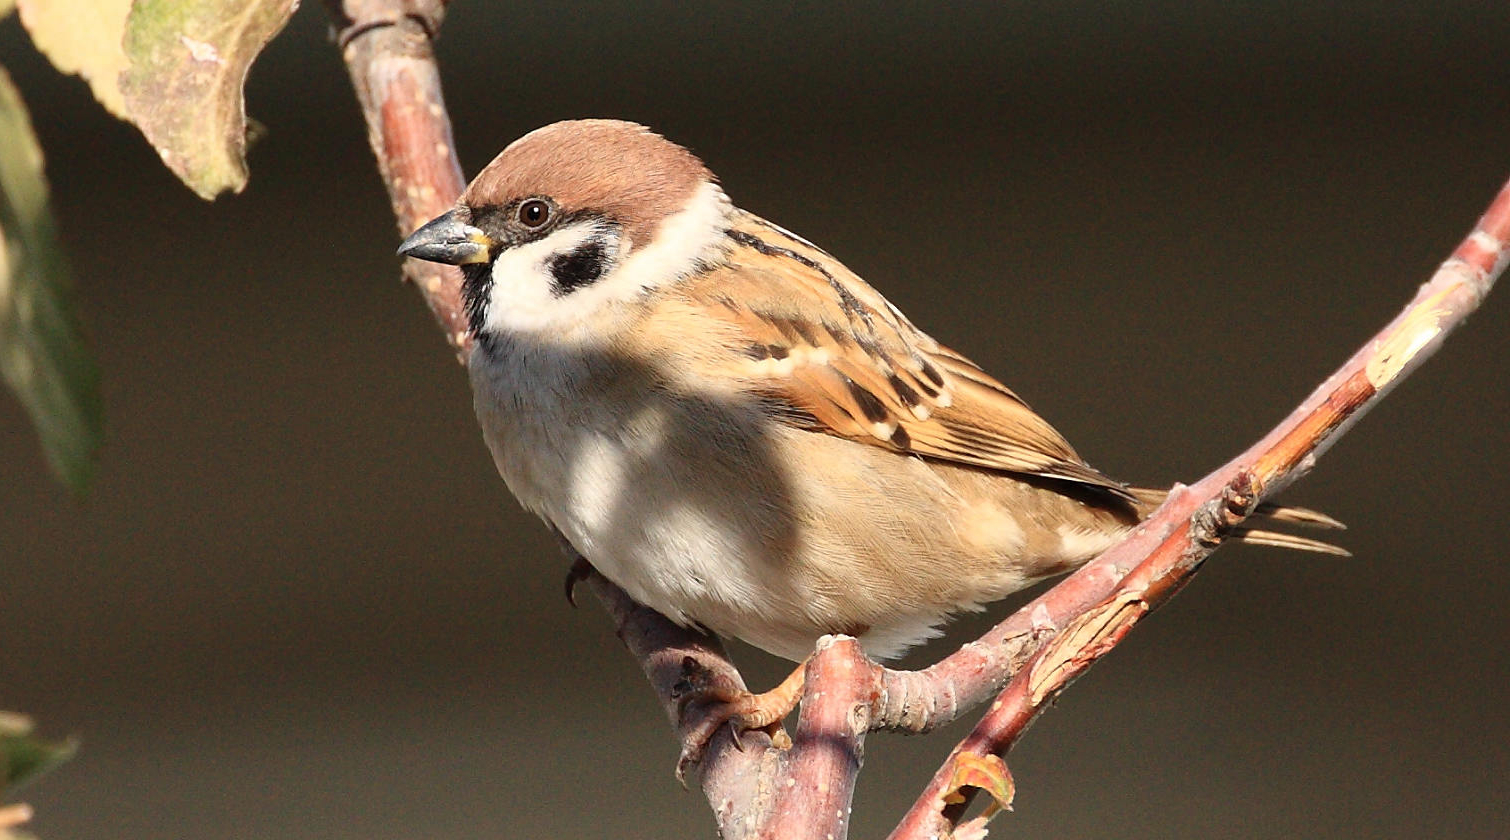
[{"x1": 397, "y1": 119, "x2": 1341, "y2": 764}]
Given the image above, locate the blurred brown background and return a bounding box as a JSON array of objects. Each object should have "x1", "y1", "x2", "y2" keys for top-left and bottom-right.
[{"x1": 4, "y1": 2, "x2": 1509, "y2": 837}]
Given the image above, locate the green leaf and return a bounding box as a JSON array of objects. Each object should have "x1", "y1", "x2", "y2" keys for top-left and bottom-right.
[
  {"x1": 0, "y1": 713, "x2": 76, "y2": 792},
  {"x1": 0, "y1": 66, "x2": 103, "y2": 491},
  {"x1": 15, "y1": 0, "x2": 133, "y2": 119},
  {"x1": 120, "y1": 0, "x2": 300, "y2": 200}
]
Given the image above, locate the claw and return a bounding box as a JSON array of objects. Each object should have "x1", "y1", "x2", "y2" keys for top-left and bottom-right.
[
  {"x1": 671, "y1": 656, "x2": 809, "y2": 782},
  {"x1": 563, "y1": 556, "x2": 594, "y2": 607},
  {"x1": 674, "y1": 750, "x2": 697, "y2": 788}
]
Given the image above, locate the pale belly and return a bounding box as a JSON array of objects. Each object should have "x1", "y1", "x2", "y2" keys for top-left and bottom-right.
[{"x1": 467, "y1": 341, "x2": 1122, "y2": 661}]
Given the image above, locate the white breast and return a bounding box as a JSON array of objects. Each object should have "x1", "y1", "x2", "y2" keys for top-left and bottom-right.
[{"x1": 467, "y1": 336, "x2": 823, "y2": 650}]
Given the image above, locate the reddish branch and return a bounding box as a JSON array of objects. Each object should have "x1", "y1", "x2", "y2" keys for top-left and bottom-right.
[
  {"x1": 326, "y1": 3, "x2": 1507, "y2": 838},
  {"x1": 760, "y1": 637, "x2": 875, "y2": 840},
  {"x1": 884, "y1": 183, "x2": 1510, "y2": 838},
  {"x1": 325, "y1": 0, "x2": 472, "y2": 357},
  {"x1": 578, "y1": 574, "x2": 779, "y2": 838}
]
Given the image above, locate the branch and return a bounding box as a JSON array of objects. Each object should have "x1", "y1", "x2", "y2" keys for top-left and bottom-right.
[
  {"x1": 324, "y1": 0, "x2": 471, "y2": 357},
  {"x1": 579, "y1": 564, "x2": 875, "y2": 839},
  {"x1": 760, "y1": 637, "x2": 875, "y2": 840},
  {"x1": 886, "y1": 178, "x2": 1509, "y2": 839},
  {"x1": 579, "y1": 573, "x2": 781, "y2": 839}
]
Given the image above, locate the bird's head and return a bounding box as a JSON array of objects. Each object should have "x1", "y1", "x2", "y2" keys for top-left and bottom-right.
[{"x1": 398, "y1": 120, "x2": 731, "y2": 343}]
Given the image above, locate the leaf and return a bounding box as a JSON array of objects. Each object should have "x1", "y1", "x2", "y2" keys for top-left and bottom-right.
[
  {"x1": 120, "y1": 0, "x2": 300, "y2": 200},
  {"x1": 0, "y1": 66, "x2": 103, "y2": 491},
  {"x1": 15, "y1": 0, "x2": 133, "y2": 119},
  {"x1": 0, "y1": 802, "x2": 36, "y2": 838},
  {"x1": 0, "y1": 713, "x2": 76, "y2": 792},
  {"x1": 941, "y1": 752, "x2": 1014, "y2": 816}
]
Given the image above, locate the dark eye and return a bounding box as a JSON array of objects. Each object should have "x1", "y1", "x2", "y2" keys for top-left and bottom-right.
[{"x1": 517, "y1": 198, "x2": 551, "y2": 229}]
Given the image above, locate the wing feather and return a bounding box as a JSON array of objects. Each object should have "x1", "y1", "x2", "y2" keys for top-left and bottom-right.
[{"x1": 659, "y1": 212, "x2": 1132, "y2": 501}]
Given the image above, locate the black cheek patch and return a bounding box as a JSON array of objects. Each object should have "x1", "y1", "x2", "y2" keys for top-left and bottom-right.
[{"x1": 548, "y1": 239, "x2": 609, "y2": 296}]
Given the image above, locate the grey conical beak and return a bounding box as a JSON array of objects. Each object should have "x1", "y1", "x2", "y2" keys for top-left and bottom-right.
[{"x1": 397, "y1": 209, "x2": 494, "y2": 265}]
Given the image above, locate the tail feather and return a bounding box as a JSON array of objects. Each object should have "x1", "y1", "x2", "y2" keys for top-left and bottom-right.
[
  {"x1": 1230, "y1": 527, "x2": 1352, "y2": 556},
  {"x1": 1128, "y1": 486, "x2": 1347, "y2": 555},
  {"x1": 1251, "y1": 502, "x2": 1346, "y2": 530}
]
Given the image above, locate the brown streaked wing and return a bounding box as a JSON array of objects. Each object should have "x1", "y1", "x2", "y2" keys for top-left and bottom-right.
[{"x1": 666, "y1": 213, "x2": 1132, "y2": 500}]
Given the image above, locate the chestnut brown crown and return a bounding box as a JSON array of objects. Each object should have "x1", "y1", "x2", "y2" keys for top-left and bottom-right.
[{"x1": 460, "y1": 119, "x2": 714, "y2": 252}]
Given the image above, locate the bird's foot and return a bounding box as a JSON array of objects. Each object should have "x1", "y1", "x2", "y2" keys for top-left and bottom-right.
[{"x1": 671, "y1": 655, "x2": 807, "y2": 784}]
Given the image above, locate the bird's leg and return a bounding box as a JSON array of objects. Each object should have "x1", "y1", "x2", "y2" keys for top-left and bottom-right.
[{"x1": 672, "y1": 654, "x2": 808, "y2": 781}]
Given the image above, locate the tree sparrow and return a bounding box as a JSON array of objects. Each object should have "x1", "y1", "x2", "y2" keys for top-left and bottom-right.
[{"x1": 398, "y1": 120, "x2": 1340, "y2": 748}]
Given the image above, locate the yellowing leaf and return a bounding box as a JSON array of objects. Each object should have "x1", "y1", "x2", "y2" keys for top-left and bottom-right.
[
  {"x1": 0, "y1": 66, "x2": 103, "y2": 491},
  {"x1": 941, "y1": 751, "x2": 1014, "y2": 821},
  {"x1": 120, "y1": 0, "x2": 300, "y2": 200},
  {"x1": 16, "y1": 0, "x2": 133, "y2": 119}
]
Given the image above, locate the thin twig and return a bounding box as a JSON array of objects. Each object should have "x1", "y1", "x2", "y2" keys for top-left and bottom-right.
[
  {"x1": 887, "y1": 176, "x2": 1510, "y2": 840},
  {"x1": 324, "y1": 0, "x2": 472, "y2": 357}
]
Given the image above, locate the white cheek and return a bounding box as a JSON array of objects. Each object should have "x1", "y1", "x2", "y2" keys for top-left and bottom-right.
[
  {"x1": 483, "y1": 224, "x2": 607, "y2": 335},
  {"x1": 480, "y1": 181, "x2": 733, "y2": 340},
  {"x1": 592, "y1": 181, "x2": 731, "y2": 303}
]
